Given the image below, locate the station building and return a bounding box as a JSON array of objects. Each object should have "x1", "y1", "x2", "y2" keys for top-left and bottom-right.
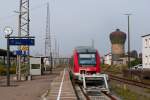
[
  {"x1": 104, "y1": 53, "x2": 112, "y2": 65},
  {"x1": 0, "y1": 48, "x2": 16, "y2": 64},
  {"x1": 142, "y1": 34, "x2": 150, "y2": 69}
]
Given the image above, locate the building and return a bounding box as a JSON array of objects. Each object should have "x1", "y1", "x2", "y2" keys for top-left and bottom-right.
[
  {"x1": 104, "y1": 53, "x2": 112, "y2": 65},
  {"x1": 142, "y1": 34, "x2": 150, "y2": 69},
  {"x1": 113, "y1": 56, "x2": 135, "y2": 65},
  {"x1": 0, "y1": 48, "x2": 16, "y2": 65},
  {"x1": 110, "y1": 29, "x2": 126, "y2": 62}
]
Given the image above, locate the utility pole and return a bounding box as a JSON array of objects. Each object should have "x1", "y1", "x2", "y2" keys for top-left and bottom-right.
[
  {"x1": 54, "y1": 38, "x2": 57, "y2": 67},
  {"x1": 18, "y1": 0, "x2": 30, "y2": 80},
  {"x1": 125, "y1": 14, "x2": 131, "y2": 68},
  {"x1": 55, "y1": 38, "x2": 57, "y2": 58},
  {"x1": 45, "y1": 3, "x2": 53, "y2": 72},
  {"x1": 91, "y1": 39, "x2": 94, "y2": 48},
  {"x1": 57, "y1": 42, "x2": 59, "y2": 58},
  {"x1": 57, "y1": 42, "x2": 60, "y2": 65}
]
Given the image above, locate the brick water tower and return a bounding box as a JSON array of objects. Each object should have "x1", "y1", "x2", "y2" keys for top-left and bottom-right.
[{"x1": 110, "y1": 29, "x2": 126, "y2": 61}]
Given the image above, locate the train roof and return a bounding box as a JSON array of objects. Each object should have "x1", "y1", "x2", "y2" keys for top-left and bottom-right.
[{"x1": 75, "y1": 46, "x2": 96, "y2": 53}]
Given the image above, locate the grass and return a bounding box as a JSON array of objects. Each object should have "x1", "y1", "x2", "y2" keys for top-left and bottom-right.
[
  {"x1": 144, "y1": 89, "x2": 150, "y2": 94},
  {"x1": 102, "y1": 64, "x2": 128, "y2": 74},
  {"x1": 110, "y1": 82, "x2": 150, "y2": 100}
]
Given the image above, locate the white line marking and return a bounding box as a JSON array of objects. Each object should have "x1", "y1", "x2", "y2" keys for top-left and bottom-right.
[{"x1": 57, "y1": 68, "x2": 66, "y2": 100}]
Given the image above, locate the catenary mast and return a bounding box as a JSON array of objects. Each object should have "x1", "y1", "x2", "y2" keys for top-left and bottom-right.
[
  {"x1": 45, "y1": 3, "x2": 53, "y2": 71},
  {"x1": 17, "y1": 0, "x2": 30, "y2": 80}
]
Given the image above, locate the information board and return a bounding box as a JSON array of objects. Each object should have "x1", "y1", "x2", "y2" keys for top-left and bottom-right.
[{"x1": 9, "y1": 39, "x2": 35, "y2": 45}]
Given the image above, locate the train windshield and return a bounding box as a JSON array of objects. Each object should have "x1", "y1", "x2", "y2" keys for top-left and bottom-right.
[{"x1": 79, "y1": 54, "x2": 96, "y2": 65}]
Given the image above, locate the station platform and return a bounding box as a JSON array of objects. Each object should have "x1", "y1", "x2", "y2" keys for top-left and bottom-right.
[{"x1": 46, "y1": 68, "x2": 77, "y2": 100}]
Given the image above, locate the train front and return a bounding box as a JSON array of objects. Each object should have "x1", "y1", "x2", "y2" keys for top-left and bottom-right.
[
  {"x1": 74, "y1": 46, "x2": 109, "y2": 92},
  {"x1": 78, "y1": 50, "x2": 100, "y2": 75}
]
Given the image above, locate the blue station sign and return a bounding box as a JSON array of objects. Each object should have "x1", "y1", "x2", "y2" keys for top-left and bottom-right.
[
  {"x1": 9, "y1": 39, "x2": 35, "y2": 45},
  {"x1": 13, "y1": 50, "x2": 29, "y2": 56}
]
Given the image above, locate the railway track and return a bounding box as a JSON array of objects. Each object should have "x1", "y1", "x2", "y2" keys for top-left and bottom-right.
[
  {"x1": 109, "y1": 74, "x2": 150, "y2": 90},
  {"x1": 101, "y1": 91, "x2": 117, "y2": 100},
  {"x1": 70, "y1": 76, "x2": 117, "y2": 100},
  {"x1": 78, "y1": 84, "x2": 117, "y2": 100}
]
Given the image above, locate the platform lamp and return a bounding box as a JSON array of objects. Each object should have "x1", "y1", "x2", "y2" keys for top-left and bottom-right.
[{"x1": 4, "y1": 26, "x2": 13, "y2": 86}]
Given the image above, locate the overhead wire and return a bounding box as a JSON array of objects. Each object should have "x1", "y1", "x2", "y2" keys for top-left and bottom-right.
[{"x1": 0, "y1": 3, "x2": 47, "y2": 22}]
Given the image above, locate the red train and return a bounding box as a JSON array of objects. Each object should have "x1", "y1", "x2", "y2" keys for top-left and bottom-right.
[
  {"x1": 69, "y1": 46, "x2": 101, "y2": 79},
  {"x1": 69, "y1": 46, "x2": 109, "y2": 92},
  {"x1": 70, "y1": 46, "x2": 109, "y2": 92}
]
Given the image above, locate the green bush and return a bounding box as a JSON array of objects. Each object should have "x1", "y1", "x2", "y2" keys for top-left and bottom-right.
[
  {"x1": 130, "y1": 58, "x2": 142, "y2": 67},
  {"x1": 0, "y1": 66, "x2": 16, "y2": 75},
  {"x1": 0, "y1": 66, "x2": 6, "y2": 75}
]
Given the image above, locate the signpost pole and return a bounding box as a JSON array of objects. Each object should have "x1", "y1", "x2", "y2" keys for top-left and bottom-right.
[
  {"x1": 18, "y1": 55, "x2": 21, "y2": 80},
  {"x1": 6, "y1": 36, "x2": 10, "y2": 86},
  {"x1": 4, "y1": 26, "x2": 13, "y2": 86}
]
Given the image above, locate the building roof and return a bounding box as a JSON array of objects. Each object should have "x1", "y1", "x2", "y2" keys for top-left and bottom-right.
[
  {"x1": 110, "y1": 29, "x2": 126, "y2": 44},
  {"x1": 0, "y1": 48, "x2": 16, "y2": 57},
  {"x1": 141, "y1": 34, "x2": 150, "y2": 37}
]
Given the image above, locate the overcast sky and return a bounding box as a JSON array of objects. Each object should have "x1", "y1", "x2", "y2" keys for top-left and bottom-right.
[{"x1": 0, "y1": 0, "x2": 150, "y2": 57}]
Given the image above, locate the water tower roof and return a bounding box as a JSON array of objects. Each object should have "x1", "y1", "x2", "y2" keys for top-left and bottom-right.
[{"x1": 110, "y1": 29, "x2": 126, "y2": 44}]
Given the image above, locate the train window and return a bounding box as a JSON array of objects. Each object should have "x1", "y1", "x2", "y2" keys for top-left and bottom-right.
[{"x1": 79, "y1": 54, "x2": 96, "y2": 65}]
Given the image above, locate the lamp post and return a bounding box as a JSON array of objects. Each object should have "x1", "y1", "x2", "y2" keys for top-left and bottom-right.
[
  {"x1": 4, "y1": 27, "x2": 13, "y2": 86},
  {"x1": 125, "y1": 14, "x2": 132, "y2": 68}
]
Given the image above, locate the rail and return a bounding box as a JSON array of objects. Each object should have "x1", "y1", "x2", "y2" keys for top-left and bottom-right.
[
  {"x1": 71, "y1": 78, "x2": 117, "y2": 100},
  {"x1": 69, "y1": 71, "x2": 117, "y2": 100},
  {"x1": 101, "y1": 91, "x2": 117, "y2": 100},
  {"x1": 69, "y1": 72, "x2": 80, "y2": 100},
  {"x1": 109, "y1": 74, "x2": 150, "y2": 90},
  {"x1": 79, "y1": 85, "x2": 117, "y2": 100},
  {"x1": 79, "y1": 85, "x2": 91, "y2": 100}
]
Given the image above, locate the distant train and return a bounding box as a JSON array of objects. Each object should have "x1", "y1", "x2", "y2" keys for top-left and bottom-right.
[{"x1": 69, "y1": 46, "x2": 101, "y2": 80}]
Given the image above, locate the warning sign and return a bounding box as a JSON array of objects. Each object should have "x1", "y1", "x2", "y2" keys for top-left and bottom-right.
[{"x1": 20, "y1": 45, "x2": 29, "y2": 51}]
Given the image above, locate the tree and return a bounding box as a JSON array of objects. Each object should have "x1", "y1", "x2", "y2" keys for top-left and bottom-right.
[
  {"x1": 130, "y1": 50, "x2": 138, "y2": 58},
  {"x1": 130, "y1": 58, "x2": 142, "y2": 67}
]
